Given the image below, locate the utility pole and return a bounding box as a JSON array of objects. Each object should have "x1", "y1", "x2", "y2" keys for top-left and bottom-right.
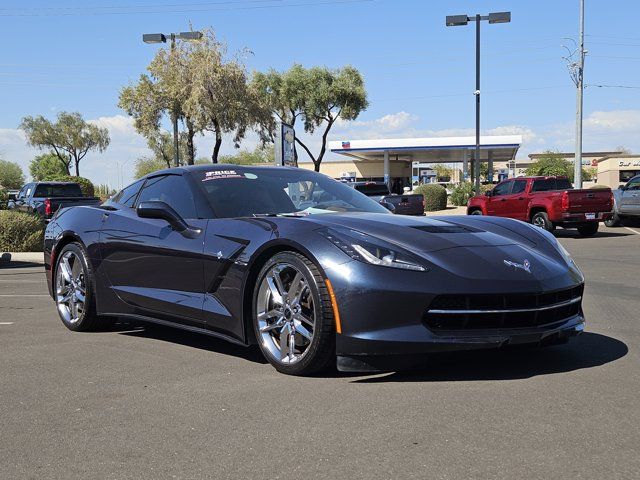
[{"x1": 574, "y1": 0, "x2": 585, "y2": 188}]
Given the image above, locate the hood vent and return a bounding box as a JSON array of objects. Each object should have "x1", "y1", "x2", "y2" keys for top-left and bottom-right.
[{"x1": 411, "y1": 225, "x2": 482, "y2": 234}]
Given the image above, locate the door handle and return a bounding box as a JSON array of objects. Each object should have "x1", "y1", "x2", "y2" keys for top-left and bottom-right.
[
  {"x1": 500, "y1": 198, "x2": 506, "y2": 202},
  {"x1": 518, "y1": 197, "x2": 524, "y2": 200}
]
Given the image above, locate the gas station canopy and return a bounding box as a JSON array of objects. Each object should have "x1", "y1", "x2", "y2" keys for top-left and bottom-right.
[{"x1": 329, "y1": 135, "x2": 522, "y2": 163}]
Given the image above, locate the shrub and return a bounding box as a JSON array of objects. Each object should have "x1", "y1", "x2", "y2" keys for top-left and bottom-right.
[
  {"x1": 414, "y1": 183, "x2": 447, "y2": 211},
  {"x1": 449, "y1": 182, "x2": 476, "y2": 206},
  {"x1": 479, "y1": 183, "x2": 494, "y2": 194},
  {"x1": 0, "y1": 188, "x2": 7, "y2": 210},
  {"x1": 0, "y1": 211, "x2": 44, "y2": 252},
  {"x1": 48, "y1": 175, "x2": 95, "y2": 197}
]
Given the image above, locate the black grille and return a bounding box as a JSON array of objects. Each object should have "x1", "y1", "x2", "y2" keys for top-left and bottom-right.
[{"x1": 424, "y1": 285, "x2": 583, "y2": 331}]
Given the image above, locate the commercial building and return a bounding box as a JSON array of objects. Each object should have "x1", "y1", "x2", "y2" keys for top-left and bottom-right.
[
  {"x1": 595, "y1": 154, "x2": 640, "y2": 188},
  {"x1": 298, "y1": 135, "x2": 522, "y2": 191}
]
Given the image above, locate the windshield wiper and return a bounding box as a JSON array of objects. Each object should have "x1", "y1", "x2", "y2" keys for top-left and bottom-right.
[{"x1": 252, "y1": 212, "x2": 308, "y2": 218}]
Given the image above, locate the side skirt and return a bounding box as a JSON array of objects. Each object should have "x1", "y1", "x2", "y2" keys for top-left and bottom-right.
[{"x1": 103, "y1": 312, "x2": 250, "y2": 347}]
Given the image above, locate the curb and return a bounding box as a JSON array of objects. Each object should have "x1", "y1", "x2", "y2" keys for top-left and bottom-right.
[{"x1": 0, "y1": 252, "x2": 45, "y2": 265}]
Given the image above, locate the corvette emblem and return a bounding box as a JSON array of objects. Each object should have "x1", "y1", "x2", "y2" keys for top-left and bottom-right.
[{"x1": 503, "y1": 259, "x2": 531, "y2": 273}]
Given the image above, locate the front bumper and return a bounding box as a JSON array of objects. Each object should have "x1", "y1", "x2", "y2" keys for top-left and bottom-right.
[{"x1": 336, "y1": 314, "x2": 584, "y2": 372}]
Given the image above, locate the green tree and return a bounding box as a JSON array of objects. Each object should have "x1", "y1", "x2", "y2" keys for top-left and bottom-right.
[
  {"x1": 182, "y1": 31, "x2": 262, "y2": 163},
  {"x1": 20, "y1": 112, "x2": 110, "y2": 177},
  {"x1": 29, "y1": 152, "x2": 68, "y2": 181},
  {"x1": 134, "y1": 156, "x2": 167, "y2": 179},
  {"x1": 219, "y1": 144, "x2": 274, "y2": 165},
  {"x1": 525, "y1": 150, "x2": 572, "y2": 177},
  {"x1": 0, "y1": 159, "x2": 25, "y2": 189},
  {"x1": 253, "y1": 64, "x2": 368, "y2": 172},
  {"x1": 432, "y1": 164, "x2": 453, "y2": 182}
]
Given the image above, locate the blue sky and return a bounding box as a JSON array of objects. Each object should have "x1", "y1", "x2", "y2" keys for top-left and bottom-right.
[{"x1": 1, "y1": 0, "x2": 639, "y2": 187}]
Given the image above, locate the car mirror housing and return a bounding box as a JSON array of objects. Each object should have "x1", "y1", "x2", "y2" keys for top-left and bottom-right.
[
  {"x1": 485, "y1": 190, "x2": 492, "y2": 197},
  {"x1": 380, "y1": 201, "x2": 396, "y2": 212},
  {"x1": 137, "y1": 201, "x2": 201, "y2": 238}
]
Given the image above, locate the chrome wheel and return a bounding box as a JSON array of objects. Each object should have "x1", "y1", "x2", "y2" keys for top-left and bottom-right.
[
  {"x1": 56, "y1": 251, "x2": 86, "y2": 324},
  {"x1": 532, "y1": 215, "x2": 545, "y2": 228},
  {"x1": 256, "y1": 262, "x2": 315, "y2": 365}
]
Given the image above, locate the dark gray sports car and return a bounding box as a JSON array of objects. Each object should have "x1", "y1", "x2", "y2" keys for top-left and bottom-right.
[{"x1": 44, "y1": 165, "x2": 585, "y2": 375}]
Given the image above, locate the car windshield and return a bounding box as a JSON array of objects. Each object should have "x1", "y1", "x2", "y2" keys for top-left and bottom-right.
[{"x1": 194, "y1": 168, "x2": 389, "y2": 218}]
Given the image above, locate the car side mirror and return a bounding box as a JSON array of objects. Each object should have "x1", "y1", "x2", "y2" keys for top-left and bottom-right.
[
  {"x1": 8, "y1": 193, "x2": 17, "y2": 201},
  {"x1": 380, "y1": 201, "x2": 396, "y2": 212},
  {"x1": 137, "y1": 201, "x2": 201, "y2": 238},
  {"x1": 485, "y1": 190, "x2": 492, "y2": 197},
  {"x1": 619, "y1": 185, "x2": 627, "y2": 191}
]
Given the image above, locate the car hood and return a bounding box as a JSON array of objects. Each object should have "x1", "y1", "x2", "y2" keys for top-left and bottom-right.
[
  {"x1": 304, "y1": 213, "x2": 578, "y2": 284},
  {"x1": 306, "y1": 212, "x2": 538, "y2": 254}
]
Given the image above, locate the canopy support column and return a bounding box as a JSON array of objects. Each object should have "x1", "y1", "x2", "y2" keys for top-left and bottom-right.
[{"x1": 384, "y1": 150, "x2": 390, "y2": 190}]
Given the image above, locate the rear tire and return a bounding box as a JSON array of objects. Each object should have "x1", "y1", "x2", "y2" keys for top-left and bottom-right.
[
  {"x1": 469, "y1": 209, "x2": 483, "y2": 215},
  {"x1": 252, "y1": 251, "x2": 336, "y2": 376},
  {"x1": 604, "y1": 213, "x2": 621, "y2": 227},
  {"x1": 54, "y1": 242, "x2": 110, "y2": 332},
  {"x1": 531, "y1": 211, "x2": 554, "y2": 232},
  {"x1": 577, "y1": 222, "x2": 599, "y2": 237}
]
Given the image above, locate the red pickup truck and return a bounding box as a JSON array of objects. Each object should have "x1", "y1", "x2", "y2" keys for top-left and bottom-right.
[{"x1": 467, "y1": 176, "x2": 613, "y2": 236}]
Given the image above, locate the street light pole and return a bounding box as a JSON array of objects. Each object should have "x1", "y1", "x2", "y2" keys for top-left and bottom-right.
[
  {"x1": 574, "y1": 0, "x2": 585, "y2": 188},
  {"x1": 474, "y1": 14, "x2": 481, "y2": 194},
  {"x1": 142, "y1": 31, "x2": 203, "y2": 168},
  {"x1": 446, "y1": 11, "x2": 511, "y2": 192}
]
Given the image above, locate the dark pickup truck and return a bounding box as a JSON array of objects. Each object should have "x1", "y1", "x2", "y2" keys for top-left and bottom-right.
[
  {"x1": 349, "y1": 181, "x2": 424, "y2": 215},
  {"x1": 467, "y1": 176, "x2": 613, "y2": 236},
  {"x1": 8, "y1": 182, "x2": 101, "y2": 220}
]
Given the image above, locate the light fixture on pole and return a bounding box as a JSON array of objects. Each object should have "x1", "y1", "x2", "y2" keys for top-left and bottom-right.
[
  {"x1": 142, "y1": 31, "x2": 203, "y2": 167},
  {"x1": 445, "y1": 11, "x2": 511, "y2": 192}
]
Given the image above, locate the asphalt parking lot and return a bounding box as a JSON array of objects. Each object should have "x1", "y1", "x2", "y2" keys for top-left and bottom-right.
[{"x1": 1, "y1": 224, "x2": 639, "y2": 480}]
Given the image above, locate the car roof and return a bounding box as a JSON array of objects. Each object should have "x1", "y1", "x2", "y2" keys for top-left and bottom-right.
[{"x1": 146, "y1": 163, "x2": 298, "y2": 177}]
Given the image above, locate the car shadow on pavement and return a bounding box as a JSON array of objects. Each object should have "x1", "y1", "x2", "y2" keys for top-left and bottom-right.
[
  {"x1": 112, "y1": 320, "x2": 269, "y2": 364},
  {"x1": 555, "y1": 230, "x2": 632, "y2": 239},
  {"x1": 0, "y1": 261, "x2": 43, "y2": 269},
  {"x1": 351, "y1": 332, "x2": 627, "y2": 383}
]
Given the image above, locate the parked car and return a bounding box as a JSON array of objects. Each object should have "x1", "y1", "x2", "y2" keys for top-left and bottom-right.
[
  {"x1": 467, "y1": 176, "x2": 613, "y2": 236},
  {"x1": 605, "y1": 174, "x2": 640, "y2": 227},
  {"x1": 379, "y1": 193, "x2": 425, "y2": 215},
  {"x1": 45, "y1": 165, "x2": 585, "y2": 376},
  {"x1": 348, "y1": 181, "x2": 390, "y2": 202},
  {"x1": 348, "y1": 181, "x2": 424, "y2": 215},
  {"x1": 8, "y1": 182, "x2": 101, "y2": 220}
]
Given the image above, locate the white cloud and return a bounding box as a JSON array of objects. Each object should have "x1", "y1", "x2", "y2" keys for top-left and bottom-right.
[{"x1": 584, "y1": 110, "x2": 640, "y2": 132}]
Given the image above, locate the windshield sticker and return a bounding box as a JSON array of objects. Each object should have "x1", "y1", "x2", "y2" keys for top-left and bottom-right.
[
  {"x1": 244, "y1": 172, "x2": 258, "y2": 179},
  {"x1": 202, "y1": 170, "x2": 243, "y2": 181}
]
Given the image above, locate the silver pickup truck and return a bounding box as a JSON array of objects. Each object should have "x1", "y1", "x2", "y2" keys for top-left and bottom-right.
[{"x1": 605, "y1": 174, "x2": 640, "y2": 227}]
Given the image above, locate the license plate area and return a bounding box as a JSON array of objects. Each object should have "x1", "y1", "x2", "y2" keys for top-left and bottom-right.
[{"x1": 585, "y1": 213, "x2": 595, "y2": 220}]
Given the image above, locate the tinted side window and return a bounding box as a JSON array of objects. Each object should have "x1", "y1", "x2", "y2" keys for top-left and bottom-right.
[
  {"x1": 493, "y1": 181, "x2": 512, "y2": 196},
  {"x1": 531, "y1": 179, "x2": 554, "y2": 192},
  {"x1": 512, "y1": 180, "x2": 527, "y2": 194},
  {"x1": 111, "y1": 180, "x2": 144, "y2": 208},
  {"x1": 555, "y1": 178, "x2": 573, "y2": 190},
  {"x1": 137, "y1": 175, "x2": 197, "y2": 219}
]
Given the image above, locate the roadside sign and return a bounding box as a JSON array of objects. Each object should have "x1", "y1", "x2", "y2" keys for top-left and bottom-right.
[{"x1": 275, "y1": 122, "x2": 296, "y2": 167}]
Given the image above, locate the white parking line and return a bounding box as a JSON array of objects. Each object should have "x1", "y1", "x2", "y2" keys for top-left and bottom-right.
[
  {"x1": 0, "y1": 322, "x2": 14, "y2": 325},
  {"x1": 624, "y1": 227, "x2": 640, "y2": 235},
  {"x1": 0, "y1": 294, "x2": 50, "y2": 297}
]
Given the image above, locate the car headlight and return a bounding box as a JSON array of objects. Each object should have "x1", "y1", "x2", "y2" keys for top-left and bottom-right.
[{"x1": 319, "y1": 227, "x2": 427, "y2": 272}]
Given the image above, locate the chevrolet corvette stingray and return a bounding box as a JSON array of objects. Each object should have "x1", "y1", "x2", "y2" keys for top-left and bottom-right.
[{"x1": 44, "y1": 165, "x2": 586, "y2": 375}]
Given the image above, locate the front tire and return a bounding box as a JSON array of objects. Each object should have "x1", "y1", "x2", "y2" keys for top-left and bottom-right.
[
  {"x1": 54, "y1": 242, "x2": 109, "y2": 331},
  {"x1": 252, "y1": 251, "x2": 335, "y2": 376},
  {"x1": 469, "y1": 209, "x2": 483, "y2": 215}
]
